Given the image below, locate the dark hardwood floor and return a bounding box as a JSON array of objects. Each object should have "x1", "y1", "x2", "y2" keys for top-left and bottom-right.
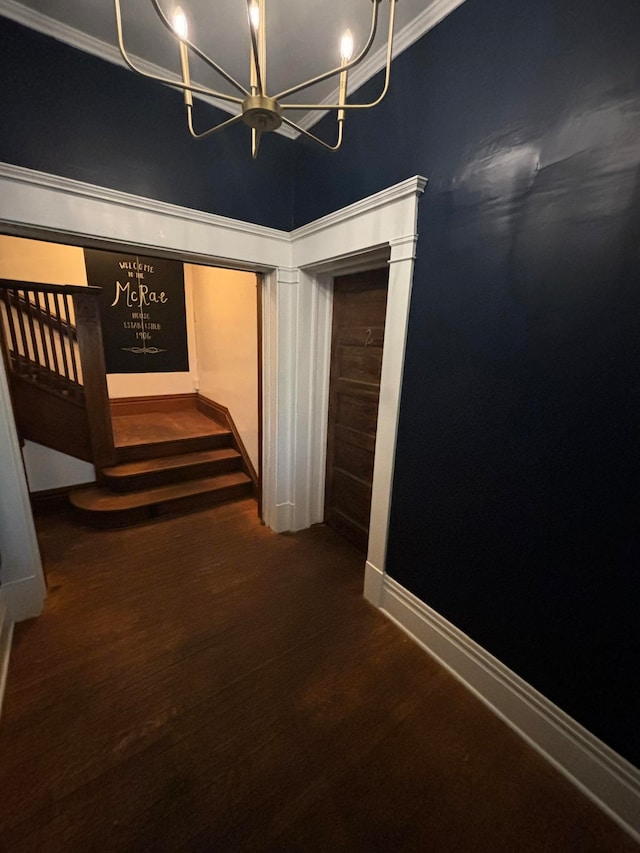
[{"x1": 0, "y1": 500, "x2": 636, "y2": 852}]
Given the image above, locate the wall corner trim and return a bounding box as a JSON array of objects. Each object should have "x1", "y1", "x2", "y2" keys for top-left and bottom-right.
[
  {"x1": 275, "y1": 266, "x2": 300, "y2": 285},
  {"x1": 0, "y1": 162, "x2": 290, "y2": 245},
  {"x1": 2, "y1": 577, "x2": 46, "y2": 623},
  {"x1": 363, "y1": 565, "x2": 640, "y2": 843},
  {"x1": 0, "y1": 162, "x2": 292, "y2": 272},
  {"x1": 363, "y1": 561, "x2": 384, "y2": 606}
]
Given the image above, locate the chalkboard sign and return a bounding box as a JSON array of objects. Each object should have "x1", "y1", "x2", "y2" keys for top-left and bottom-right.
[{"x1": 83, "y1": 249, "x2": 189, "y2": 374}]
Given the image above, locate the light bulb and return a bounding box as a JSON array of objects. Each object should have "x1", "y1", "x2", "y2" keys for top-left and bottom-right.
[
  {"x1": 340, "y1": 29, "x2": 354, "y2": 62},
  {"x1": 172, "y1": 7, "x2": 188, "y2": 40},
  {"x1": 249, "y1": 2, "x2": 260, "y2": 30}
]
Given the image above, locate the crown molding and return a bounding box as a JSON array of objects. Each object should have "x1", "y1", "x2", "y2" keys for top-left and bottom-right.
[
  {"x1": 295, "y1": 0, "x2": 468, "y2": 132},
  {"x1": 1, "y1": 0, "x2": 466, "y2": 139},
  {"x1": 0, "y1": 0, "x2": 189, "y2": 93},
  {"x1": 0, "y1": 0, "x2": 298, "y2": 140},
  {"x1": 0, "y1": 162, "x2": 291, "y2": 244},
  {"x1": 0, "y1": 162, "x2": 426, "y2": 248},
  {"x1": 292, "y1": 176, "x2": 427, "y2": 241}
]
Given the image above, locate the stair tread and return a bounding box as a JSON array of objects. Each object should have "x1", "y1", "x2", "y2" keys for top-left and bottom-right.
[
  {"x1": 112, "y1": 411, "x2": 230, "y2": 448},
  {"x1": 71, "y1": 471, "x2": 252, "y2": 512},
  {"x1": 103, "y1": 447, "x2": 241, "y2": 478}
]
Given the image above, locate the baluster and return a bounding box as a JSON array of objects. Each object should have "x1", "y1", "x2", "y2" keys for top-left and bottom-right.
[
  {"x1": 1, "y1": 288, "x2": 20, "y2": 373},
  {"x1": 49, "y1": 292, "x2": 68, "y2": 389},
  {"x1": 44, "y1": 293, "x2": 61, "y2": 381},
  {"x1": 23, "y1": 289, "x2": 42, "y2": 381},
  {"x1": 33, "y1": 292, "x2": 54, "y2": 386},
  {"x1": 12, "y1": 289, "x2": 32, "y2": 380},
  {"x1": 54, "y1": 293, "x2": 70, "y2": 379},
  {"x1": 61, "y1": 293, "x2": 80, "y2": 392}
]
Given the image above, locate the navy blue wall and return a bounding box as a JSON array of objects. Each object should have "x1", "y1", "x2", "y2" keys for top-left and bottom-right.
[
  {"x1": 295, "y1": 0, "x2": 640, "y2": 765},
  {"x1": 0, "y1": 18, "x2": 294, "y2": 230},
  {"x1": 1, "y1": 0, "x2": 639, "y2": 766}
]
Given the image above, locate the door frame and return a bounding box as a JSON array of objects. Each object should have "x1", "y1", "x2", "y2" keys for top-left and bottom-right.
[
  {"x1": 0, "y1": 162, "x2": 426, "y2": 620},
  {"x1": 290, "y1": 191, "x2": 425, "y2": 590}
]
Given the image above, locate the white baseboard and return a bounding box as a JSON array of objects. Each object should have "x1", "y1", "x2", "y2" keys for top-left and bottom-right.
[
  {"x1": 364, "y1": 563, "x2": 640, "y2": 842},
  {"x1": 2, "y1": 575, "x2": 46, "y2": 623},
  {"x1": 0, "y1": 590, "x2": 15, "y2": 719}
]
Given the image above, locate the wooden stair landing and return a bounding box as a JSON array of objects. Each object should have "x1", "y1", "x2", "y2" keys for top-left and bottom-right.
[
  {"x1": 111, "y1": 410, "x2": 232, "y2": 461},
  {"x1": 70, "y1": 407, "x2": 255, "y2": 527}
]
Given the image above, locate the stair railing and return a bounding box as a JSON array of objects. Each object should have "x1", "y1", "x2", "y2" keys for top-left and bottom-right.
[{"x1": 0, "y1": 279, "x2": 115, "y2": 473}]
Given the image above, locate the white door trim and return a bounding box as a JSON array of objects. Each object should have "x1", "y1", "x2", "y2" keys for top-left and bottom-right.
[
  {"x1": 290, "y1": 180, "x2": 426, "y2": 581},
  {"x1": 0, "y1": 162, "x2": 426, "y2": 618}
]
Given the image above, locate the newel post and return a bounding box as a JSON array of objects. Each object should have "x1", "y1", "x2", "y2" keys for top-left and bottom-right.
[{"x1": 73, "y1": 290, "x2": 116, "y2": 477}]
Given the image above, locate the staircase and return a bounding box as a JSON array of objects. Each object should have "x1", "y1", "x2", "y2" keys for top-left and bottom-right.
[
  {"x1": 0, "y1": 280, "x2": 256, "y2": 528},
  {"x1": 0, "y1": 279, "x2": 114, "y2": 468},
  {"x1": 70, "y1": 409, "x2": 253, "y2": 527}
]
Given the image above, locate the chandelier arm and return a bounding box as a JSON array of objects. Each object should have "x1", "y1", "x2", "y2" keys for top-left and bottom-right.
[
  {"x1": 186, "y1": 106, "x2": 244, "y2": 140},
  {"x1": 147, "y1": 0, "x2": 251, "y2": 97},
  {"x1": 114, "y1": 0, "x2": 245, "y2": 103},
  {"x1": 246, "y1": 1, "x2": 265, "y2": 95},
  {"x1": 281, "y1": 116, "x2": 344, "y2": 152},
  {"x1": 279, "y1": 0, "x2": 397, "y2": 112},
  {"x1": 273, "y1": 0, "x2": 379, "y2": 102}
]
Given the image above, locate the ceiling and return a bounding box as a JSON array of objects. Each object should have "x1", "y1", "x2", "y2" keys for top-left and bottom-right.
[{"x1": 1, "y1": 0, "x2": 465, "y2": 133}]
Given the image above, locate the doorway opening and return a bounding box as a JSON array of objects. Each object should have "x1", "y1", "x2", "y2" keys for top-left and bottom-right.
[
  {"x1": 0, "y1": 234, "x2": 262, "y2": 526},
  {"x1": 0, "y1": 166, "x2": 425, "y2": 623}
]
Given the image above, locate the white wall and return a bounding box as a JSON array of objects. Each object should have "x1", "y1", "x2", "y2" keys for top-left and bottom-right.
[
  {"x1": 189, "y1": 265, "x2": 259, "y2": 471},
  {"x1": 0, "y1": 237, "x2": 94, "y2": 490},
  {"x1": 0, "y1": 235, "x2": 87, "y2": 285},
  {"x1": 0, "y1": 235, "x2": 199, "y2": 489},
  {"x1": 0, "y1": 234, "x2": 198, "y2": 400},
  {"x1": 0, "y1": 235, "x2": 258, "y2": 487},
  {"x1": 21, "y1": 442, "x2": 95, "y2": 492}
]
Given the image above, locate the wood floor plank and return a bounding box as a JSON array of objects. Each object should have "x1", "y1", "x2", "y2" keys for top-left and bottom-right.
[{"x1": 0, "y1": 500, "x2": 636, "y2": 852}]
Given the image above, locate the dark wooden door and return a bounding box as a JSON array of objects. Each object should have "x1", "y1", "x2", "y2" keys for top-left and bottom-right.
[{"x1": 325, "y1": 268, "x2": 388, "y2": 551}]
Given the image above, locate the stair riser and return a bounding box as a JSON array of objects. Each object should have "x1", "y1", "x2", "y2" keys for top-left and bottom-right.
[
  {"x1": 105, "y1": 456, "x2": 243, "y2": 492},
  {"x1": 153, "y1": 481, "x2": 254, "y2": 519},
  {"x1": 74, "y1": 482, "x2": 254, "y2": 529},
  {"x1": 74, "y1": 505, "x2": 149, "y2": 529},
  {"x1": 115, "y1": 432, "x2": 233, "y2": 463}
]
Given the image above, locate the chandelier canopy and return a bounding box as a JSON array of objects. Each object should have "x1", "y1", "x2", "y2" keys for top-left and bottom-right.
[{"x1": 114, "y1": 0, "x2": 398, "y2": 157}]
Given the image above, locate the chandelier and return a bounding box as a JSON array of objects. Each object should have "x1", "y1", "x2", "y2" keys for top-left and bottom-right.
[{"x1": 114, "y1": 0, "x2": 398, "y2": 158}]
